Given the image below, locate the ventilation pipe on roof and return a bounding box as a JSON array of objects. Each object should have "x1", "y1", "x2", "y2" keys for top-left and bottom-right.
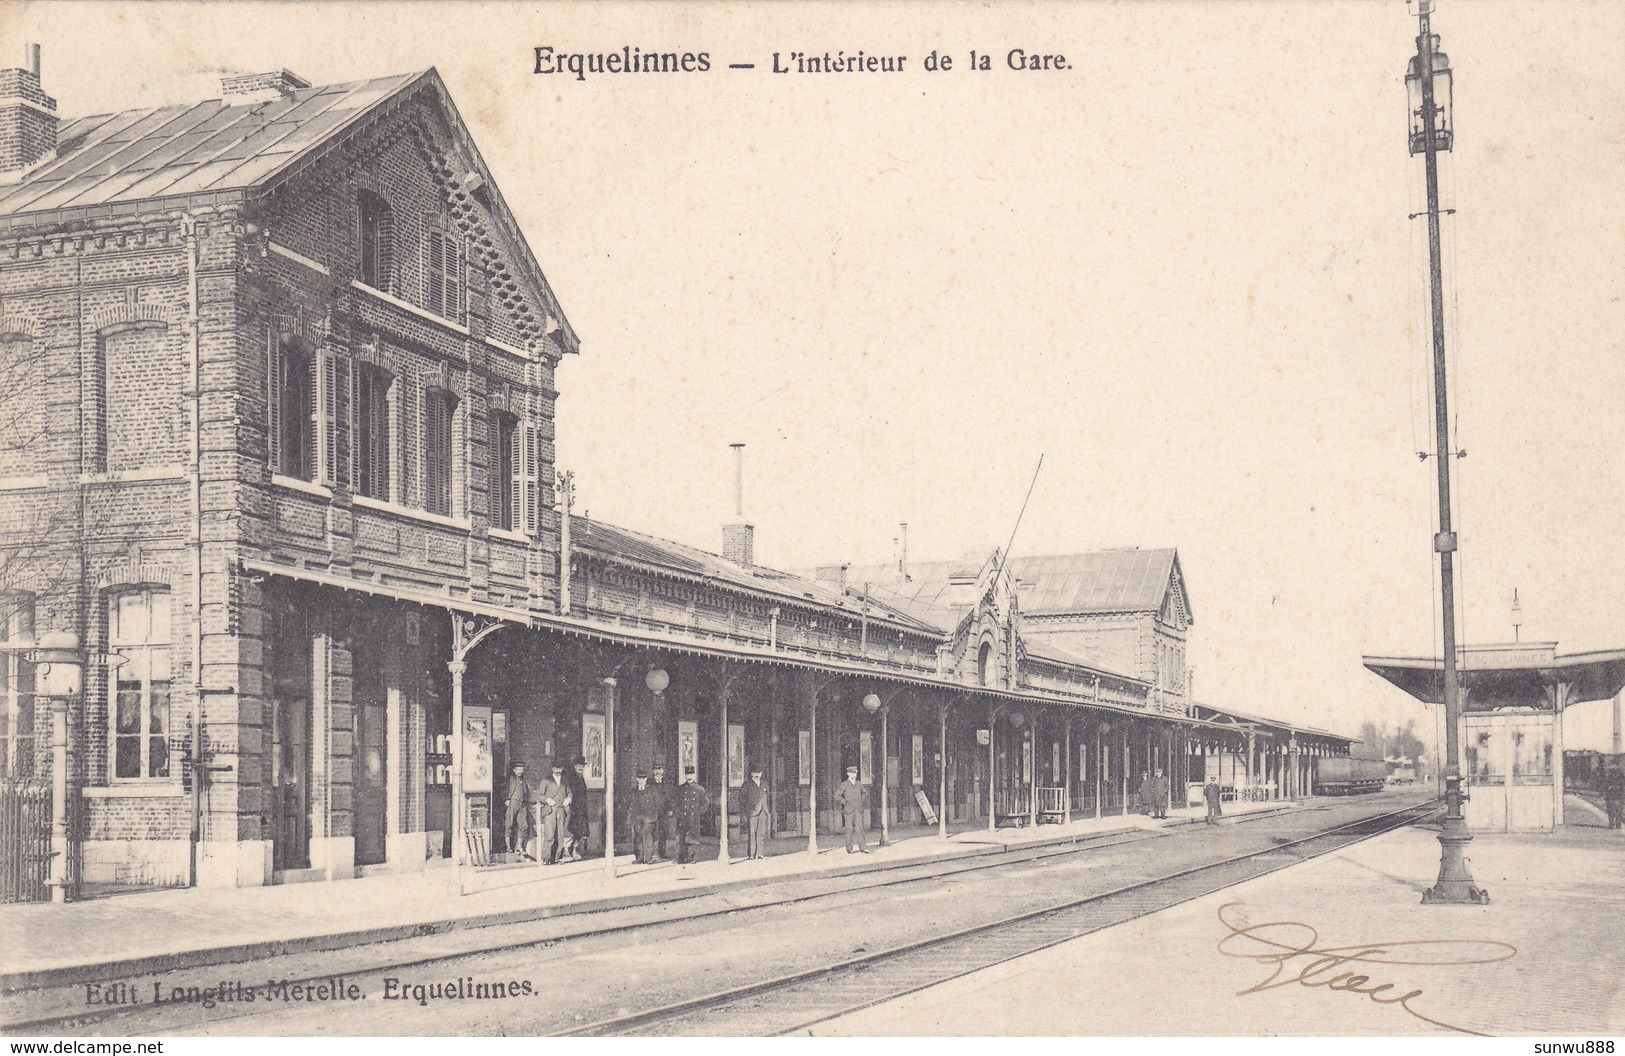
[
  {"x1": 722, "y1": 443, "x2": 754, "y2": 566},
  {"x1": 1, "y1": 44, "x2": 57, "y2": 176},
  {"x1": 899, "y1": 522, "x2": 910, "y2": 581}
]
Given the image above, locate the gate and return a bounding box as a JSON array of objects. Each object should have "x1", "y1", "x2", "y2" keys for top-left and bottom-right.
[{"x1": 0, "y1": 779, "x2": 50, "y2": 903}]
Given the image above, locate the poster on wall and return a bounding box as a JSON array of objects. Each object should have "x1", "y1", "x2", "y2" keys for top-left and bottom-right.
[
  {"x1": 581, "y1": 712, "x2": 606, "y2": 789},
  {"x1": 859, "y1": 731, "x2": 873, "y2": 785},
  {"x1": 797, "y1": 730, "x2": 810, "y2": 786},
  {"x1": 912, "y1": 734, "x2": 924, "y2": 786},
  {"x1": 1052, "y1": 741, "x2": 1061, "y2": 783},
  {"x1": 727, "y1": 723, "x2": 745, "y2": 788},
  {"x1": 678, "y1": 720, "x2": 699, "y2": 783},
  {"x1": 1080, "y1": 743, "x2": 1089, "y2": 783},
  {"x1": 1021, "y1": 737, "x2": 1033, "y2": 784},
  {"x1": 463, "y1": 706, "x2": 493, "y2": 794}
]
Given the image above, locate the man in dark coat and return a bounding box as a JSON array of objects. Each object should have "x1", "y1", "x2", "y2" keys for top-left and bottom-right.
[
  {"x1": 536, "y1": 762, "x2": 572, "y2": 864},
  {"x1": 738, "y1": 765, "x2": 771, "y2": 860},
  {"x1": 834, "y1": 764, "x2": 870, "y2": 853},
  {"x1": 503, "y1": 761, "x2": 534, "y2": 858},
  {"x1": 628, "y1": 772, "x2": 658, "y2": 863},
  {"x1": 648, "y1": 764, "x2": 674, "y2": 860},
  {"x1": 1136, "y1": 770, "x2": 1154, "y2": 815},
  {"x1": 565, "y1": 755, "x2": 591, "y2": 860},
  {"x1": 1203, "y1": 773, "x2": 1223, "y2": 825},
  {"x1": 1150, "y1": 768, "x2": 1170, "y2": 820},
  {"x1": 1604, "y1": 765, "x2": 1624, "y2": 831},
  {"x1": 674, "y1": 767, "x2": 710, "y2": 864}
]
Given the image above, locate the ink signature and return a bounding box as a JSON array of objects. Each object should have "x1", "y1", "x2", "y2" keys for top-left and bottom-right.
[{"x1": 1215, "y1": 901, "x2": 1516, "y2": 1036}]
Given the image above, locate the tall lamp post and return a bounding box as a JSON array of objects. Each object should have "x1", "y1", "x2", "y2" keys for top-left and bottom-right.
[
  {"x1": 1407, "y1": 0, "x2": 1486, "y2": 905},
  {"x1": 26, "y1": 632, "x2": 84, "y2": 904},
  {"x1": 861, "y1": 693, "x2": 889, "y2": 846}
]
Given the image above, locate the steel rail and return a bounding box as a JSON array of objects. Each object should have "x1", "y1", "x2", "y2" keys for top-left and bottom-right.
[{"x1": 564, "y1": 800, "x2": 1439, "y2": 1037}]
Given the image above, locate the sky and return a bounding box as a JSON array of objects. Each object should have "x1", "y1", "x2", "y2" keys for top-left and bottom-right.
[{"x1": 8, "y1": 0, "x2": 1621, "y2": 748}]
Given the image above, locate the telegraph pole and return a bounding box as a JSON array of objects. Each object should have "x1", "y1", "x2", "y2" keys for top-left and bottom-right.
[{"x1": 1407, "y1": 1, "x2": 1486, "y2": 905}]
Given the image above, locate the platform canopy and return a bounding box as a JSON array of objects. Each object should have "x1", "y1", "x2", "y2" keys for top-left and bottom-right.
[{"x1": 1362, "y1": 642, "x2": 1625, "y2": 710}]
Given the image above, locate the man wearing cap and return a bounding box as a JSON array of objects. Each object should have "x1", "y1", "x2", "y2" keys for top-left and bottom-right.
[
  {"x1": 738, "y1": 765, "x2": 771, "y2": 860},
  {"x1": 674, "y1": 767, "x2": 711, "y2": 864},
  {"x1": 537, "y1": 762, "x2": 573, "y2": 864},
  {"x1": 834, "y1": 764, "x2": 870, "y2": 853},
  {"x1": 565, "y1": 755, "x2": 592, "y2": 860},
  {"x1": 1150, "y1": 767, "x2": 1170, "y2": 820},
  {"x1": 628, "y1": 772, "x2": 658, "y2": 864},
  {"x1": 503, "y1": 761, "x2": 534, "y2": 860},
  {"x1": 648, "y1": 764, "x2": 674, "y2": 861}
]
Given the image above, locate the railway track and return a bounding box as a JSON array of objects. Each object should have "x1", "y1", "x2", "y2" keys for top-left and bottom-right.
[
  {"x1": 0, "y1": 818, "x2": 1219, "y2": 1035},
  {"x1": 563, "y1": 800, "x2": 1439, "y2": 1037}
]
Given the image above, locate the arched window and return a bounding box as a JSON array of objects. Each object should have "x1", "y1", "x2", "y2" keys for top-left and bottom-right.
[
  {"x1": 0, "y1": 593, "x2": 35, "y2": 778},
  {"x1": 490, "y1": 411, "x2": 519, "y2": 531},
  {"x1": 358, "y1": 192, "x2": 394, "y2": 292},
  {"x1": 108, "y1": 587, "x2": 172, "y2": 781},
  {"x1": 978, "y1": 641, "x2": 993, "y2": 687}
]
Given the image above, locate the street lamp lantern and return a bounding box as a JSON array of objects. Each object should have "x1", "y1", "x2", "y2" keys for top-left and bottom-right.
[
  {"x1": 1008, "y1": 711, "x2": 1025, "y2": 728},
  {"x1": 861, "y1": 692, "x2": 882, "y2": 714},
  {"x1": 1406, "y1": 36, "x2": 1453, "y2": 155},
  {"x1": 645, "y1": 668, "x2": 670, "y2": 694}
]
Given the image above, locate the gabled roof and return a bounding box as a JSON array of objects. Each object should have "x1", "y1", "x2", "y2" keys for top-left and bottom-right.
[
  {"x1": 0, "y1": 68, "x2": 578, "y2": 352},
  {"x1": 570, "y1": 518, "x2": 939, "y2": 635},
  {"x1": 846, "y1": 548, "x2": 1191, "y2": 622},
  {"x1": 1010, "y1": 550, "x2": 1187, "y2": 618}
]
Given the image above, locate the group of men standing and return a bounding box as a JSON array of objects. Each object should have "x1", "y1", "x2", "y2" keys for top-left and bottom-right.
[
  {"x1": 501, "y1": 757, "x2": 593, "y2": 865},
  {"x1": 1135, "y1": 768, "x2": 1171, "y2": 820}
]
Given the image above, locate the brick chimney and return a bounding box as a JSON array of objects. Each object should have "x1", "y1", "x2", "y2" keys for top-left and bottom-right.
[
  {"x1": 814, "y1": 564, "x2": 849, "y2": 589},
  {"x1": 221, "y1": 70, "x2": 310, "y2": 106},
  {"x1": 722, "y1": 523, "x2": 754, "y2": 567},
  {"x1": 1, "y1": 45, "x2": 57, "y2": 177}
]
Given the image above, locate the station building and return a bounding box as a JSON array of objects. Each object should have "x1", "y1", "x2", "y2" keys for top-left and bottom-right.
[{"x1": 0, "y1": 54, "x2": 1353, "y2": 896}]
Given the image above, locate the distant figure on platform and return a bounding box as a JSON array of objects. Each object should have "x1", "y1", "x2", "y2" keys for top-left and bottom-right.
[
  {"x1": 1604, "y1": 766, "x2": 1624, "y2": 831},
  {"x1": 504, "y1": 760, "x2": 534, "y2": 859},
  {"x1": 674, "y1": 767, "x2": 711, "y2": 864},
  {"x1": 537, "y1": 762, "x2": 572, "y2": 864},
  {"x1": 649, "y1": 764, "x2": 674, "y2": 860},
  {"x1": 565, "y1": 755, "x2": 591, "y2": 860},
  {"x1": 1151, "y1": 768, "x2": 1170, "y2": 820},
  {"x1": 1136, "y1": 770, "x2": 1154, "y2": 815},
  {"x1": 739, "y1": 766, "x2": 771, "y2": 860},
  {"x1": 835, "y1": 765, "x2": 870, "y2": 853},
  {"x1": 1204, "y1": 773, "x2": 1223, "y2": 825},
  {"x1": 629, "y1": 772, "x2": 658, "y2": 864}
]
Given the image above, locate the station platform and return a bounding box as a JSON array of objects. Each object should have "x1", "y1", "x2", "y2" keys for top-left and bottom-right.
[
  {"x1": 816, "y1": 793, "x2": 1625, "y2": 1037},
  {"x1": 0, "y1": 798, "x2": 1286, "y2": 991}
]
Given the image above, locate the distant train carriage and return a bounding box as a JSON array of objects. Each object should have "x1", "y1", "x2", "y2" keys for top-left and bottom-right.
[{"x1": 1314, "y1": 755, "x2": 1388, "y2": 795}]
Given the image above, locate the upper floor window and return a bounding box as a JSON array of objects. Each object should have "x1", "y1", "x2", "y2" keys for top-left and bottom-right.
[
  {"x1": 0, "y1": 334, "x2": 46, "y2": 479},
  {"x1": 108, "y1": 588, "x2": 171, "y2": 781},
  {"x1": 978, "y1": 641, "x2": 993, "y2": 686},
  {"x1": 0, "y1": 593, "x2": 35, "y2": 779},
  {"x1": 490, "y1": 412, "x2": 518, "y2": 531},
  {"x1": 423, "y1": 388, "x2": 458, "y2": 517},
  {"x1": 270, "y1": 337, "x2": 313, "y2": 480},
  {"x1": 355, "y1": 364, "x2": 394, "y2": 501},
  {"x1": 425, "y1": 230, "x2": 465, "y2": 323},
  {"x1": 358, "y1": 192, "x2": 394, "y2": 292}
]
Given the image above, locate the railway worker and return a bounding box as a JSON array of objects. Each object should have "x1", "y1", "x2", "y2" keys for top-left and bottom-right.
[
  {"x1": 739, "y1": 765, "x2": 771, "y2": 860},
  {"x1": 1604, "y1": 765, "x2": 1624, "y2": 831},
  {"x1": 674, "y1": 767, "x2": 711, "y2": 864},
  {"x1": 1203, "y1": 772, "x2": 1223, "y2": 825},
  {"x1": 835, "y1": 764, "x2": 871, "y2": 854},
  {"x1": 1150, "y1": 768, "x2": 1170, "y2": 820},
  {"x1": 537, "y1": 762, "x2": 573, "y2": 864},
  {"x1": 649, "y1": 764, "x2": 674, "y2": 860},
  {"x1": 503, "y1": 760, "x2": 535, "y2": 859},
  {"x1": 628, "y1": 772, "x2": 658, "y2": 864},
  {"x1": 565, "y1": 755, "x2": 592, "y2": 860}
]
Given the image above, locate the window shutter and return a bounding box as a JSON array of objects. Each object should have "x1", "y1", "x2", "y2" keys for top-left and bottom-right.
[
  {"x1": 515, "y1": 423, "x2": 539, "y2": 535},
  {"x1": 426, "y1": 234, "x2": 445, "y2": 318},
  {"x1": 318, "y1": 352, "x2": 354, "y2": 487},
  {"x1": 447, "y1": 236, "x2": 465, "y2": 323},
  {"x1": 398, "y1": 374, "x2": 419, "y2": 507},
  {"x1": 266, "y1": 334, "x2": 280, "y2": 472}
]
